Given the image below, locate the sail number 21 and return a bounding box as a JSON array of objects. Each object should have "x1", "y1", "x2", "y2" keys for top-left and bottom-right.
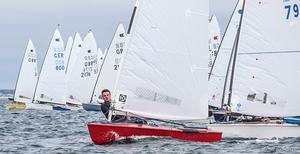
[{"x1": 285, "y1": 3, "x2": 299, "y2": 20}]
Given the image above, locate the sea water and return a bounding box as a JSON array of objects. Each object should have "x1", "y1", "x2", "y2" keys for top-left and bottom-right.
[{"x1": 1, "y1": 98, "x2": 299, "y2": 154}]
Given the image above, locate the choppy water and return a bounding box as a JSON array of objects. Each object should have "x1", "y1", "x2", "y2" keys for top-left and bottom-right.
[{"x1": 1, "y1": 98, "x2": 300, "y2": 154}]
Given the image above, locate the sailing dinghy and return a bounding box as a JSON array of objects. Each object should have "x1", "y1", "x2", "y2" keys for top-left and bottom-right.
[
  {"x1": 88, "y1": 0, "x2": 222, "y2": 144},
  {"x1": 6, "y1": 40, "x2": 39, "y2": 109},
  {"x1": 208, "y1": 0, "x2": 300, "y2": 138},
  {"x1": 83, "y1": 24, "x2": 127, "y2": 111},
  {"x1": 33, "y1": 29, "x2": 68, "y2": 110},
  {"x1": 65, "y1": 31, "x2": 101, "y2": 108}
]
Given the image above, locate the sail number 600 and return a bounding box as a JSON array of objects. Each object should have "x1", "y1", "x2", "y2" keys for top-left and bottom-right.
[{"x1": 285, "y1": 3, "x2": 299, "y2": 20}]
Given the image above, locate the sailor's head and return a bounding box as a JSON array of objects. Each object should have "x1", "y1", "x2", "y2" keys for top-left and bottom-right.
[{"x1": 101, "y1": 89, "x2": 111, "y2": 103}]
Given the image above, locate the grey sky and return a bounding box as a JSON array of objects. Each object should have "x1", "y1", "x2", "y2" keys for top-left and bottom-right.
[{"x1": 0, "y1": 0, "x2": 237, "y2": 89}]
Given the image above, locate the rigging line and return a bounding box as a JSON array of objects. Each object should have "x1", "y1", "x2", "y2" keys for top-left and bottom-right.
[
  {"x1": 227, "y1": 0, "x2": 247, "y2": 107},
  {"x1": 221, "y1": 35, "x2": 238, "y2": 108},
  {"x1": 238, "y1": 50, "x2": 300, "y2": 55}
]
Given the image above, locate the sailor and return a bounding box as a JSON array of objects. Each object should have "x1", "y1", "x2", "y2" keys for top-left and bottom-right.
[{"x1": 101, "y1": 89, "x2": 126, "y2": 122}]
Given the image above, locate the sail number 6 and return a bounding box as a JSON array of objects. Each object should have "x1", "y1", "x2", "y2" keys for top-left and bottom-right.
[{"x1": 285, "y1": 3, "x2": 299, "y2": 20}]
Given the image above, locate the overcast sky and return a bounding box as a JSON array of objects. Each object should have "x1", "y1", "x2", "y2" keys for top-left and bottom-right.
[{"x1": 0, "y1": 0, "x2": 237, "y2": 89}]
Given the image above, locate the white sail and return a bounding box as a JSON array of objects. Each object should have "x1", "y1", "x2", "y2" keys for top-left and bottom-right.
[
  {"x1": 113, "y1": 0, "x2": 209, "y2": 121},
  {"x1": 208, "y1": 0, "x2": 244, "y2": 108},
  {"x1": 91, "y1": 24, "x2": 127, "y2": 103},
  {"x1": 208, "y1": 15, "x2": 221, "y2": 69},
  {"x1": 64, "y1": 36, "x2": 73, "y2": 71},
  {"x1": 65, "y1": 33, "x2": 82, "y2": 74},
  {"x1": 34, "y1": 29, "x2": 66, "y2": 105},
  {"x1": 14, "y1": 40, "x2": 38, "y2": 103},
  {"x1": 230, "y1": 0, "x2": 300, "y2": 117},
  {"x1": 66, "y1": 31, "x2": 100, "y2": 105}
]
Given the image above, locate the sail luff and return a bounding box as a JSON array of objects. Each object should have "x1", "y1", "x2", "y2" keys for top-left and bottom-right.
[
  {"x1": 13, "y1": 40, "x2": 31, "y2": 101},
  {"x1": 64, "y1": 36, "x2": 74, "y2": 73}
]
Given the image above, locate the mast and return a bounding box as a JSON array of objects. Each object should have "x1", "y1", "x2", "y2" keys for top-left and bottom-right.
[
  {"x1": 220, "y1": 36, "x2": 237, "y2": 108},
  {"x1": 227, "y1": 0, "x2": 246, "y2": 106},
  {"x1": 108, "y1": 1, "x2": 140, "y2": 122},
  {"x1": 127, "y1": 0, "x2": 139, "y2": 34}
]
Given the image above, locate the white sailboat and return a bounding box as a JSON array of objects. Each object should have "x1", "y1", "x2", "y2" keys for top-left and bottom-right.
[
  {"x1": 33, "y1": 29, "x2": 67, "y2": 110},
  {"x1": 6, "y1": 40, "x2": 39, "y2": 109},
  {"x1": 65, "y1": 31, "x2": 100, "y2": 106},
  {"x1": 208, "y1": 15, "x2": 221, "y2": 69},
  {"x1": 87, "y1": 0, "x2": 222, "y2": 144},
  {"x1": 82, "y1": 24, "x2": 128, "y2": 111},
  {"x1": 208, "y1": 0, "x2": 300, "y2": 138}
]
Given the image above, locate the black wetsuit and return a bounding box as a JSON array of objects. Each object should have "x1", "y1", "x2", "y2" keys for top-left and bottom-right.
[
  {"x1": 101, "y1": 102, "x2": 111, "y2": 119},
  {"x1": 101, "y1": 102, "x2": 126, "y2": 122}
]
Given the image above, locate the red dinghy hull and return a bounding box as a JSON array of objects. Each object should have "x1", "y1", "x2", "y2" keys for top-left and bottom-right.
[{"x1": 87, "y1": 122, "x2": 222, "y2": 144}]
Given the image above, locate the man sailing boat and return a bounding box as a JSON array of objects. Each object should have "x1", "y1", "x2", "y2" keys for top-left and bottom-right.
[{"x1": 100, "y1": 89, "x2": 148, "y2": 124}]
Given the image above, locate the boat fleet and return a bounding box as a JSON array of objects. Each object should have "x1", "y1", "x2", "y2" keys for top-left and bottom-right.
[{"x1": 6, "y1": 0, "x2": 300, "y2": 143}]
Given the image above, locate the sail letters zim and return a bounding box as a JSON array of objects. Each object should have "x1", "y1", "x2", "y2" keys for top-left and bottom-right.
[{"x1": 135, "y1": 87, "x2": 181, "y2": 106}]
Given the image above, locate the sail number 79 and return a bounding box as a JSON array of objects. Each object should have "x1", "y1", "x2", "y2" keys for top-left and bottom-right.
[{"x1": 285, "y1": 3, "x2": 299, "y2": 20}]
